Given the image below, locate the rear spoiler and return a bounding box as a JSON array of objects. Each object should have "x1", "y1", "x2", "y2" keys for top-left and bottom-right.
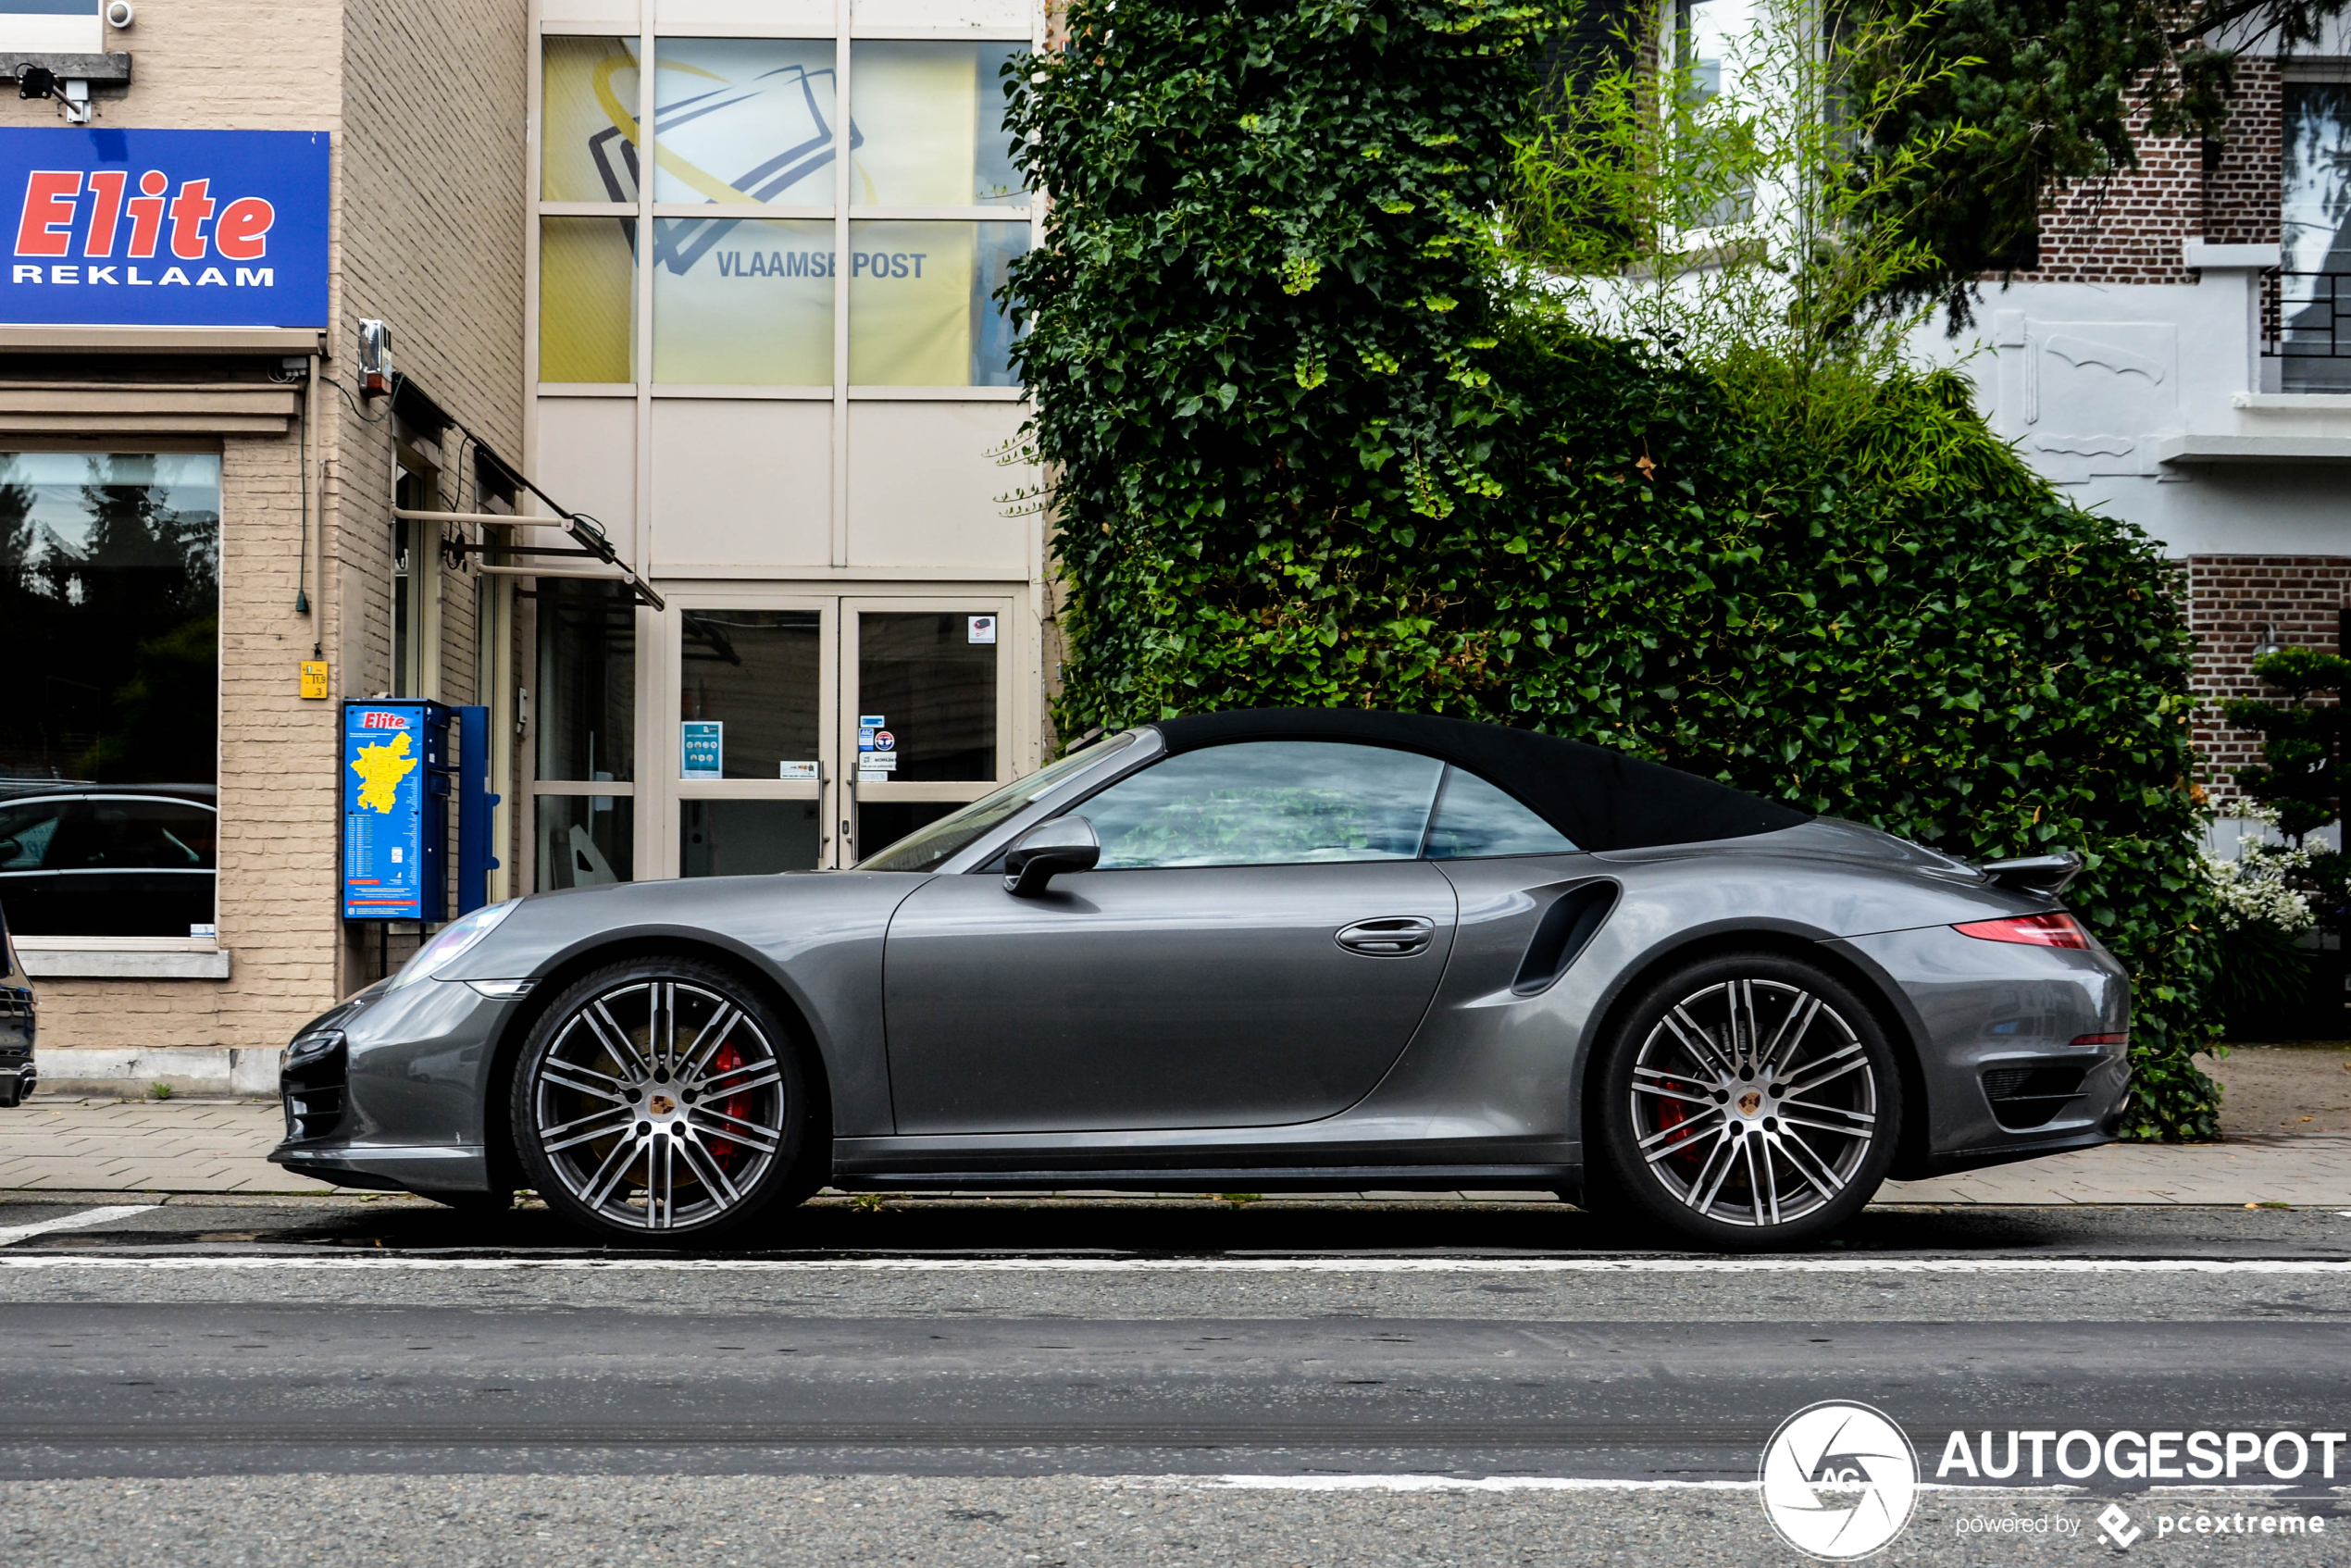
[{"x1": 1975, "y1": 850, "x2": 2083, "y2": 899}]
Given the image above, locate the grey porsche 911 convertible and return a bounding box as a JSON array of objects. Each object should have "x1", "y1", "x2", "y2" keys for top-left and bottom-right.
[{"x1": 273, "y1": 708, "x2": 2129, "y2": 1249}]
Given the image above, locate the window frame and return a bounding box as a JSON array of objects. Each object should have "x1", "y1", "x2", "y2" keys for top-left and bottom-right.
[{"x1": 531, "y1": 25, "x2": 1039, "y2": 397}]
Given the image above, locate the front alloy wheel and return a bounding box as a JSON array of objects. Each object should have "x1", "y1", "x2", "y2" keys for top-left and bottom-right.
[
  {"x1": 514, "y1": 960, "x2": 808, "y2": 1242},
  {"x1": 1597, "y1": 954, "x2": 1899, "y2": 1248}
]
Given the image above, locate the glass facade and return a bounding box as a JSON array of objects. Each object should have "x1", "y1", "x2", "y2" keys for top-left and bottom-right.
[
  {"x1": 848, "y1": 220, "x2": 1028, "y2": 386},
  {"x1": 538, "y1": 31, "x2": 1031, "y2": 390},
  {"x1": 848, "y1": 42, "x2": 1028, "y2": 205},
  {"x1": 857, "y1": 612, "x2": 997, "y2": 782}
]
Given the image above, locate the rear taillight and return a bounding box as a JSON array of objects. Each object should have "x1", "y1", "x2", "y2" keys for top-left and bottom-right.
[
  {"x1": 1954, "y1": 913, "x2": 2093, "y2": 949},
  {"x1": 2071, "y1": 1032, "x2": 2128, "y2": 1047}
]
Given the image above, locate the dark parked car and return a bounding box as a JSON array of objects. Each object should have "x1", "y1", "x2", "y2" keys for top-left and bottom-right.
[
  {"x1": 272, "y1": 710, "x2": 2129, "y2": 1249},
  {"x1": 0, "y1": 907, "x2": 35, "y2": 1106},
  {"x1": 0, "y1": 785, "x2": 218, "y2": 938}
]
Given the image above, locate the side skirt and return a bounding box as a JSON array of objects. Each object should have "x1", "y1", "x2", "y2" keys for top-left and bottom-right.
[{"x1": 829, "y1": 1165, "x2": 1575, "y2": 1195}]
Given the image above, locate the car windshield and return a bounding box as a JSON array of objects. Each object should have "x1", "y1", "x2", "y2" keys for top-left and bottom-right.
[{"x1": 857, "y1": 733, "x2": 1137, "y2": 873}]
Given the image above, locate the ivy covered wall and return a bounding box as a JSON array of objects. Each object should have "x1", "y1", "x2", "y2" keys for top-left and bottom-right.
[{"x1": 1007, "y1": 0, "x2": 2222, "y2": 1138}]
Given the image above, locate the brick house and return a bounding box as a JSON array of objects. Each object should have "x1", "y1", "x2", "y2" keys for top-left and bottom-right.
[{"x1": 1904, "y1": 41, "x2": 2351, "y2": 823}]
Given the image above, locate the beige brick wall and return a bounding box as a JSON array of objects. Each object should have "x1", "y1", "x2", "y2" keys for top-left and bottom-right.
[
  {"x1": 326, "y1": 0, "x2": 526, "y2": 991},
  {"x1": 0, "y1": 0, "x2": 529, "y2": 1058}
]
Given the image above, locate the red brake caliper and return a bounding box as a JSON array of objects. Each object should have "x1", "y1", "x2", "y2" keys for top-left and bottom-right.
[
  {"x1": 704, "y1": 1042, "x2": 750, "y2": 1169},
  {"x1": 1654, "y1": 1081, "x2": 1703, "y2": 1172}
]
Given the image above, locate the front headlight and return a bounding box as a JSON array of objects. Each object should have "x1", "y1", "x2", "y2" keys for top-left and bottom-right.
[{"x1": 388, "y1": 900, "x2": 521, "y2": 990}]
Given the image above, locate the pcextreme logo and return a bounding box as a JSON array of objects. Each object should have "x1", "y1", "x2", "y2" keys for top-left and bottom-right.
[{"x1": 1759, "y1": 1401, "x2": 1921, "y2": 1561}]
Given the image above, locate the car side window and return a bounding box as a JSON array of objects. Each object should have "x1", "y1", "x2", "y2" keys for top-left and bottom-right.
[
  {"x1": 1422, "y1": 766, "x2": 1579, "y2": 859},
  {"x1": 0, "y1": 803, "x2": 65, "y2": 870},
  {"x1": 51, "y1": 800, "x2": 216, "y2": 871},
  {"x1": 1079, "y1": 740, "x2": 1446, "y2": 869}
]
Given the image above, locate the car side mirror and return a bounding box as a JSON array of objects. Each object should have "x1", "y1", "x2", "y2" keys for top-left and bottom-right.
[{"x1": 1003, "y1": 815, "x2": 1101, "y2": 897}]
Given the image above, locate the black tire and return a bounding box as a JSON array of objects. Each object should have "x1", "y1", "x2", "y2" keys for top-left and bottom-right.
[
  {"x1": 1594, "y1": 952, "x2": 1900, "y2": 1251},
  {"x1": 511, "y1": 957, "x2": 815, "y2": 1246}
]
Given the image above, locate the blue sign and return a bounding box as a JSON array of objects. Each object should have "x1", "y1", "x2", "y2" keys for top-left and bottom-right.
[
  {"x1": 0, "y1": 128, "x2": 329, "y2": 328},
  {"x1": 681, "y1": 720, "x2": 724, "y2": 779},
  {"x1": 343, "y1": 702, "x2": 448, "y2": 921}
]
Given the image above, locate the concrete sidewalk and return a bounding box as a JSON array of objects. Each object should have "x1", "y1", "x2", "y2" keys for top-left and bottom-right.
[
  {"x1": 3, "y1": 1094, "x2": 2350, "y2": 1204},
  {"x1": 0, "y1": 1099, "x2": 336, "y2": 1195}
]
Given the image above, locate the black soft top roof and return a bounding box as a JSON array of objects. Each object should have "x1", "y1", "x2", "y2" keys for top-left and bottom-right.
[{"x1": 1151, "y1": 709, "x2": 1810, "y2": 852}]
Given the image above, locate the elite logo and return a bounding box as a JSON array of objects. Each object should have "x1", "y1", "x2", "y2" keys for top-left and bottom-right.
[
  {"x1": 11, "y1": 167, "x2": 279, "y2": 289},
  {"x1": 1759, "y1": 1401, "x2": 1921, "y2": 1560}
]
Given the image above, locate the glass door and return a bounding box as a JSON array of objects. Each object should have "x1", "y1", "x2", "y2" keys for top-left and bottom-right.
[
  {"x1": 840, "y1": 598, "x2": 1015, "y2": 865},
  {"x1": 662, "y1": 601, "x2": 838, "y2": 877}
]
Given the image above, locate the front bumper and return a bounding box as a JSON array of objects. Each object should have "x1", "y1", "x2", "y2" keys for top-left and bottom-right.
[
  {"x1": 1835, "y1": 924, "x2": 2132, "y2": 1179},
  {"x1": 268, "y1": 977, "x2": 516, "y2": 1196}
]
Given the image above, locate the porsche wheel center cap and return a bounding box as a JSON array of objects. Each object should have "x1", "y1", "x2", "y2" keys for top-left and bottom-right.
[
  {"x1": 1737, "y1": 1090, "x2": 1764, "y2": 1116},
  {"x1": 650, "y1": 1094, "x2": 677, "y2": 1117}
]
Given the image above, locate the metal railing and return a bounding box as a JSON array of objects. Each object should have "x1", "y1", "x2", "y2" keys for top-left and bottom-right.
[{"x1": 2261, "y1": 268, "x2": 2351, "y2": 364}]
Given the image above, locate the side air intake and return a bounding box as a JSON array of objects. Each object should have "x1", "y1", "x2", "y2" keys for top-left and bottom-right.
[{"x1": 1511, "y1": 880, "x2": 1620, "y2": 996}]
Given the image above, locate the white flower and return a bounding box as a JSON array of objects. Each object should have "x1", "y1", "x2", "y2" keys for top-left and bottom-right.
[{"x1": 2202, "y1": 805, "x2": 2318, "y2": 935}]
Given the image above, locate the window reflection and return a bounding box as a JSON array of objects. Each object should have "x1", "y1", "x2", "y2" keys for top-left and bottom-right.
[
  {"x1": 679, "y1": 610, "x2": 822, "y2": 776},
  {"x1": 0, "y1": 452, "x2": 221, "y2": 937},
  {"x1": 2281, "y1": 82, "x2": 2351, "y2": 391},
  {"x1": 857, "y1": 613, "x2": 997, "y2": 782},
  {"x1": 682, "y1": 799, "x2": 821, "y2": 877},
  {"x1": 537, "y1": 579, "x2": 636, "y2": 783},
  {"x1": 1078, "y1": 742, "x2": 1446, "y2": 869}
]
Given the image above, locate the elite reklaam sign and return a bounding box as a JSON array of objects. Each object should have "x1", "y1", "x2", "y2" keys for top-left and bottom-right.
[{"x1": 0, "y1": 128, "x2": 329, "y2": 328}]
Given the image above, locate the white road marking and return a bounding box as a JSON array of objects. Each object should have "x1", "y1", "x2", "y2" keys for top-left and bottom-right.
[
  {"x1": 1202, "y1": 1475, "x2": 1763, "y2": 1493},
  {"x1": 0, "y1": 1253, "x2": 2346, "y2": 1274},
  {"x1": 0, "y1": 1204, "x2": 157, "y2": 1248},
  {"x1": 1191, "y1": 1475, "x2": 2106, "y2": 1494}
]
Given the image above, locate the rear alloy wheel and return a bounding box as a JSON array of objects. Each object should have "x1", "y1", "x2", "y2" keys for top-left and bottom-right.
[
  {"x1": 1597, "y1": 954, "x2": 1899, "y2": 1249},
  {"x1": 513, "y1": 959, "x2": 809, "y2": 1244}
]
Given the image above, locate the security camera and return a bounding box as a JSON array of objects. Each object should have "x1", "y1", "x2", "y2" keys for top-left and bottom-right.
[{"x1": 105, "y1": 1, "x2": 132, "y2": 28}]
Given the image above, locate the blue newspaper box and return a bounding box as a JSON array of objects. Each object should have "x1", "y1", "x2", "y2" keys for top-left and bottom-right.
[{"x1": 342, "y1": 700, "x2": 450, "y2": 923}]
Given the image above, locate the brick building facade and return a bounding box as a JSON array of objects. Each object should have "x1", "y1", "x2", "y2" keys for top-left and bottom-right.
[
  {"x1": 0, "y1": 0, "x2": 527, "y2": 1090},
  {"x1": 1922, "y1": 37, "x2": 2351, "y2": 817}
]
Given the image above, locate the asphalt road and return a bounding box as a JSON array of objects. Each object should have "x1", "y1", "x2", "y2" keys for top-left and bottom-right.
[{"x1": 3, "y1": 1193, "x2": 2347, "y2": 1565}]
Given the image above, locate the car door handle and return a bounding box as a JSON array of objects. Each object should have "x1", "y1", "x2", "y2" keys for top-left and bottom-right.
[{"x1": 1335, "y1": 916, "x2": 1437, "y2": 957}]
